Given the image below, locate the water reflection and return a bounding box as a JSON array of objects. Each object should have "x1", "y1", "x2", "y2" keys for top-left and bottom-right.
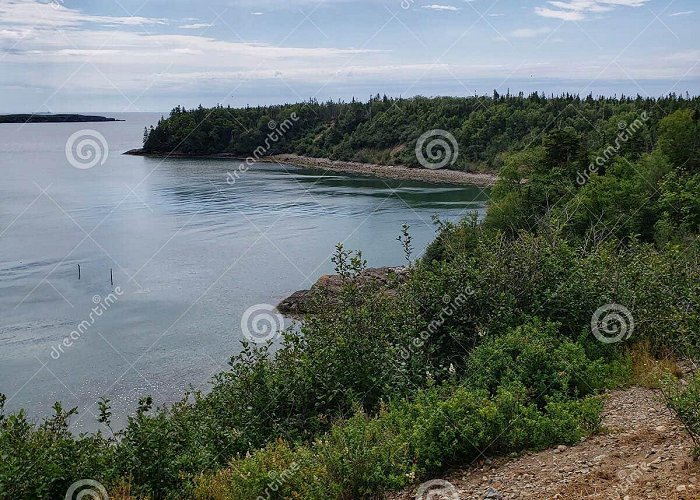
[{"x1": 151, "y1": 158, "x2": 489, "y2": 218}]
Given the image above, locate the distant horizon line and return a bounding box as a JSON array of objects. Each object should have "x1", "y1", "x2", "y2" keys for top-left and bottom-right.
[{"x1": 3, "y1": 87, "x2": 700, "y2": 115}]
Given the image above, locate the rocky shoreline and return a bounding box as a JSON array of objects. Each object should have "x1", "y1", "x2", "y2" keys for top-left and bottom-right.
[
  {"x1": 123, "y1": 149, "x2": 498, "y2": 186},
  {"x1": 266, "y1": 154, "x2": 498, "y2": 187},
  {"x1": 277, "y1": 266, "x2": 408, "y2": 315}
]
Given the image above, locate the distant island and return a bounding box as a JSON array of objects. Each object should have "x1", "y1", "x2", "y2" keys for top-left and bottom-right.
[{"x1": 0, "y1": 114, "x2": 123, "y2": 123}]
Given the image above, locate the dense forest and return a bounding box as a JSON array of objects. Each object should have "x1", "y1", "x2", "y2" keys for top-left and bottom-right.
[
  {"x1": 142, "y1": 93, "x2": 699, "y2": 171},
  {"x1": 2, "y1": 96, "x2": 700, "y2": 499}
]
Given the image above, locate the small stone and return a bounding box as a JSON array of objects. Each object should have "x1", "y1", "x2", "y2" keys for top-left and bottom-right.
[
  {"x1": 556, "y1": 445, "x2": 568, "y2": 453},
  {"x1": 676, "y1": 485, "x2": 686, "y2": 492},
  {"x1": 655, "y1": 425, "x2": 667, "y2": 432},
  {"x1": 484, "y1": 487, "x2": 503, "y2": 500}
]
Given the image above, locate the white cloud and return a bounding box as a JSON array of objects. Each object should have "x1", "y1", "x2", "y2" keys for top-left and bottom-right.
[
  {"x1": 511, "y1": 27, "x2": 552, "y2": 38},
  {"x1": 665, "y1": 50, "x2": 700, "y2": 63},
  {"x1": 0, "y1": 0, "x2": 167, "y2": 27},
  {"x1": 669, "y1": 11, "x2": 694, "y2": 17},
  {"x1": 179, "y1": 23, "x2": 214, "y2": 29},
  {"x1": 535, "y1": 0, "x2": 650, "y2": 21},
  {"x1": 0, "y1": 0, "x2": 697, "y2": 108},
  {"x1": 535, "y1": 7, "x2": 585, "y2": 20},
  {"x1": 0, "y1": 0, "x2": 394, "y2": 98},
  {"x1": 421, "y1": 4, "x2": 459, "y2": 11}
]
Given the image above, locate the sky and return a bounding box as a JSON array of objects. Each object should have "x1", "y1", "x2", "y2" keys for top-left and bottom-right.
[{"x1": 0, "y1": 0, "x2": 698, "y2": 112}]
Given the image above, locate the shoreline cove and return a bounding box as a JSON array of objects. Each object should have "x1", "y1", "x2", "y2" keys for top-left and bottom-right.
[{"x1": 123, "y1": 149, "x2": 498, "y2": 187}]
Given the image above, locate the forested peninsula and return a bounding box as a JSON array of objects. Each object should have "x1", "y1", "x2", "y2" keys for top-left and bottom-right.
[{"x1": 139, "y1": 93, "x2": 698, "y2": 174}]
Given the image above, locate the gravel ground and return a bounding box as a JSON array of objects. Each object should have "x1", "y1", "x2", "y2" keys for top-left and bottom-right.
[{"x1": 388, "y1": 387, "x2": 699, "y2": 499}]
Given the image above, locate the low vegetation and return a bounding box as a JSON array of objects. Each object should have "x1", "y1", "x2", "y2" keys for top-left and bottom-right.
[{"x1": 663, "y1": 373, "x2": 700, "y2": 458}]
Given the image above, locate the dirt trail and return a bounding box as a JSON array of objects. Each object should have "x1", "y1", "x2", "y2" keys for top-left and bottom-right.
[{"x1": 389, "y1": 387, "x2": 699, "y2": 499}]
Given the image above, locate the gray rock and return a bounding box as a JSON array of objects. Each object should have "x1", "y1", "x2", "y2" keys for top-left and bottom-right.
[
  {"x1": 277, "y1": 266, "x2": 408, "y2": 315},
  {"x1": 484, "y1": 487, "x2": 503, "y2": 499}
]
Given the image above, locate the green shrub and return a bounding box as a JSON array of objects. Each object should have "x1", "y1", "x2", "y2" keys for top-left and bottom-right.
[
  {"x1": 662, "y1": 372, "x2": 700, "y2": 457},
  {"x1": 196, "y1": 378, "x2": 604, "y2": 499},
  {"x1": 464, "y1": 320, "x2": 627, "y2": 405},
  {"x1": 0, "y1": 400, "x2": 114, "y2": 500},
  {"x1": 195, "y1": 318, "x2": 618, "y2": 499}
]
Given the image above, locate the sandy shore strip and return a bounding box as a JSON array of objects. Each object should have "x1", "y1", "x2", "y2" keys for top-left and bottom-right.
[
  {"x1": 124, "y1": 149, "x2": 498, "y2": 186},
  {"x1": 265, "y1": 154, "x2": 498, "y2": 187}
]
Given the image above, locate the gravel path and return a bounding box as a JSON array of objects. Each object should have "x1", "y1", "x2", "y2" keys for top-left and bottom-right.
[{"x1": 388, "y1": 387, "x2": 699, "y2": 499}]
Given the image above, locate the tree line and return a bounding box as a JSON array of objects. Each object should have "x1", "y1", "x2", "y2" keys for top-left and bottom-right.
[{"x1": 142, "y1": 93, "x2": 698, "y2": 171}]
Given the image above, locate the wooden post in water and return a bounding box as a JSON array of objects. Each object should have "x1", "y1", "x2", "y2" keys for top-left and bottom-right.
[
  {"x1": 78, "y1": 264, "x2": 81, "y2": 280},
  {"x1": 110, "y1": 268, "x2": 113, "y2": 287}
]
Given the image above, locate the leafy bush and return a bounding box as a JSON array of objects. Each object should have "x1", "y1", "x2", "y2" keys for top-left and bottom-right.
[
  {"x1": 196, "y1": 382, "x2": 603, "y2": 500},
  {"x1": 662, "y1": 372, "x2": 700, "y2": 457},
  {"x1": 194, "y1": 319, "x2": 616, "y2": 499},
  {"x1": 0, "y1": 399, "x2": 114, "y2": 499},
  {"x1": 464, "y1": 320, "x2": 627, "y2": 405}
]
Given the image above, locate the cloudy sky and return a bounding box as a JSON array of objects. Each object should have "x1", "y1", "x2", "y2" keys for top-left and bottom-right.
[{"x1": 0, "y1": 0, "x2": 698, "y2": 112}]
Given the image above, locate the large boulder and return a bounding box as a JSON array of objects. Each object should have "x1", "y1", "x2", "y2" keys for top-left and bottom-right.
[{"x1": 277, "y1": 266, "x2": 407, "y2": 315}]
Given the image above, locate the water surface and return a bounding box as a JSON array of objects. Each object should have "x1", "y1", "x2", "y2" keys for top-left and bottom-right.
[{"x1": 0, "y1": 113, "x2": 489, "y2": 430}]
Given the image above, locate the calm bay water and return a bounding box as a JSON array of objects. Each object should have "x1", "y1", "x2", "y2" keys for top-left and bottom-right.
[{"x1": 0, "y1": 113, "x2": 488, "y2": 430}]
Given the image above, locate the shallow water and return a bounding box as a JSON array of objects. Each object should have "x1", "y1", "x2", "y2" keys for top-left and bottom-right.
[{"x1": 0, "y1": 113, "x2": 489, "y2": 430}]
